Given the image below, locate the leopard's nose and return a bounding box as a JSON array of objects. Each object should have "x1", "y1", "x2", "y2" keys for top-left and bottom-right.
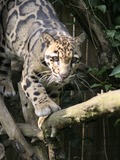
[{"x1": 60, "y1": 73, "x2": 69, "y2": 80}]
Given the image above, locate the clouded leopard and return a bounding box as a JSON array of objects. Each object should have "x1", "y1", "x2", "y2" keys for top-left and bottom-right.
[{"x1": 0, "y1": 0, "x2": 85, "y2": 127}]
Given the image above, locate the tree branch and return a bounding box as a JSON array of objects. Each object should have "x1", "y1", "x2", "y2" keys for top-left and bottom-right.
[
  {"x1": 42, "y1": 90, "x2": 120, "y2": 132},
  {"x1": 1, "y1": 90, "x2": 120, "y2": 138}
]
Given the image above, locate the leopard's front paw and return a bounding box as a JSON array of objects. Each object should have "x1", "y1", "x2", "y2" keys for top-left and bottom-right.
[
  {"x1": 34, "y1": 97, "x2": 61, "y2": 117},
  {"x1": 0, "y1": 79, "x2": 16, "y2": 97}
]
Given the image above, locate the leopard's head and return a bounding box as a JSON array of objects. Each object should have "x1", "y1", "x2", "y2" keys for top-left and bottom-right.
[{"x1": 41, "y1": 33, "x2": 86, "y2": 84}]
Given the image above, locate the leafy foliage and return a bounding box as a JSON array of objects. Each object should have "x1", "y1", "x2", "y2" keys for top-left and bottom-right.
[
  {"x1": 85, "y1": 0, "x2": 120, "y2": 49},
  {"x1": 82, "y1": 0, "x2": 120, "y2": 93},
  {"x1": 87, "y1": 65, "x2": 120, "y2": 92},
  {"x1": 110, "y1": 65, "x2": 120, "y2": 77}
]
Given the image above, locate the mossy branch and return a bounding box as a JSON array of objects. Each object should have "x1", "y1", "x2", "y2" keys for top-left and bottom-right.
[
  {"x1": 42, "y1": 90, "x2": 120, "y2": 132},
  {"x1": 1, "y1": 90, "x2": 120, "y2": 137}
]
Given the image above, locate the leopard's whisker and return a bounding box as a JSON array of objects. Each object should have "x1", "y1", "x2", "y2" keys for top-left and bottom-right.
[
  {"x1": 70, "y1": 74, "x2": 75, "y2": 78},
  {"x1": 73, "y1": 79, "x2": 81, "y2": 92},
  {"x1": 65, "y1": 74, "x2": 75, "y2": 83},
  {"x1": 47, "y1": 75, "x2": 54, "y2": 84},
  {"x1": 41, "y1": 74, "x2": 50, "y2": 79},
  {"x1": 40, "y1": 70, "x2": 51, "y2": 74},
  {"x1": 76, "y1": 76, "x2": 94, "y2": 94},
  {"x1": 39, "y1": 73, "x2": 51, "y2": 84},
  {"x1": 73, "y1": 79, "x2": 83, "y2": 99},
  {"x1": 77, "y1": 75, "x2": 91, "y2": 89}
]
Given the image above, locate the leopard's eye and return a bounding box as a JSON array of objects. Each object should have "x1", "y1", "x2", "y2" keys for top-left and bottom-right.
[
  {"x1": 72, "y1": 57, "x2": 79, "y2": 63},
  {"x1": 51, "y1": 56, "x2": 59, "y2": 62}
]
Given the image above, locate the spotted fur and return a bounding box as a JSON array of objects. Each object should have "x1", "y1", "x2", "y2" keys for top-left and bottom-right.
[{"x1": 0, "y1": 0, "x2": 85, "y2": 118}]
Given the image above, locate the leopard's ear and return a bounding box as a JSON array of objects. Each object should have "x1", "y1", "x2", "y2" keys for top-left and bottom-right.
[
  {"x1": 42, "y1": 33, "x2": 55, "y2": 46},
  {"x1": 75, "y1": 32, "x2": 86, "y2": 44}
]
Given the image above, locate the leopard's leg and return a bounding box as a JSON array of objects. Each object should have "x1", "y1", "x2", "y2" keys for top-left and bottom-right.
[
  {"x1": 0, "y1": 56, "x2": 15, "y2": 97},
  {"x1": 21, "y1": 64, "x2": 61, "y2": 120},
  {"x1": 38, "y1": 89, "x2": 61, "y2": 129}
]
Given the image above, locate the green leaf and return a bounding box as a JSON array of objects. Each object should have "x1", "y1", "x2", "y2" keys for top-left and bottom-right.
[
  {"x1": 115, "y1": 73, "x2": 120, "y2": 78},
  {"x1": 115, "y1": 32, "x2": 120, "y2": 41},
  {"x1": 114, "y1": 118, "x2": 120, "y2": 127},
  {"x1": 87, "y1": 68, "x2": 98, "y2": 75},
  {"x1": 104, "y1": 84, "x2": 112, "y2": 91},
  {"x1": 90, "y1": 83, "x2": 102, "y2": 88},
  {"x1": 112, "y1": 40, "x2": 120, "y2": 47},
  {"x1": 110, "y1": 65, "x2": 120, "y2": 76},
  {"x1": 115, "y1": 25, "x2": 120, "y2": 30},
  {"x1": 95, "y1": 5, "x2": 106, "y2": 13},
  {"x1": 106, "y1": 30, "x2": 116, "y2": 39},
  {"x1": 98, "y1": 66, "x2": 109, "y2": 76}
]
